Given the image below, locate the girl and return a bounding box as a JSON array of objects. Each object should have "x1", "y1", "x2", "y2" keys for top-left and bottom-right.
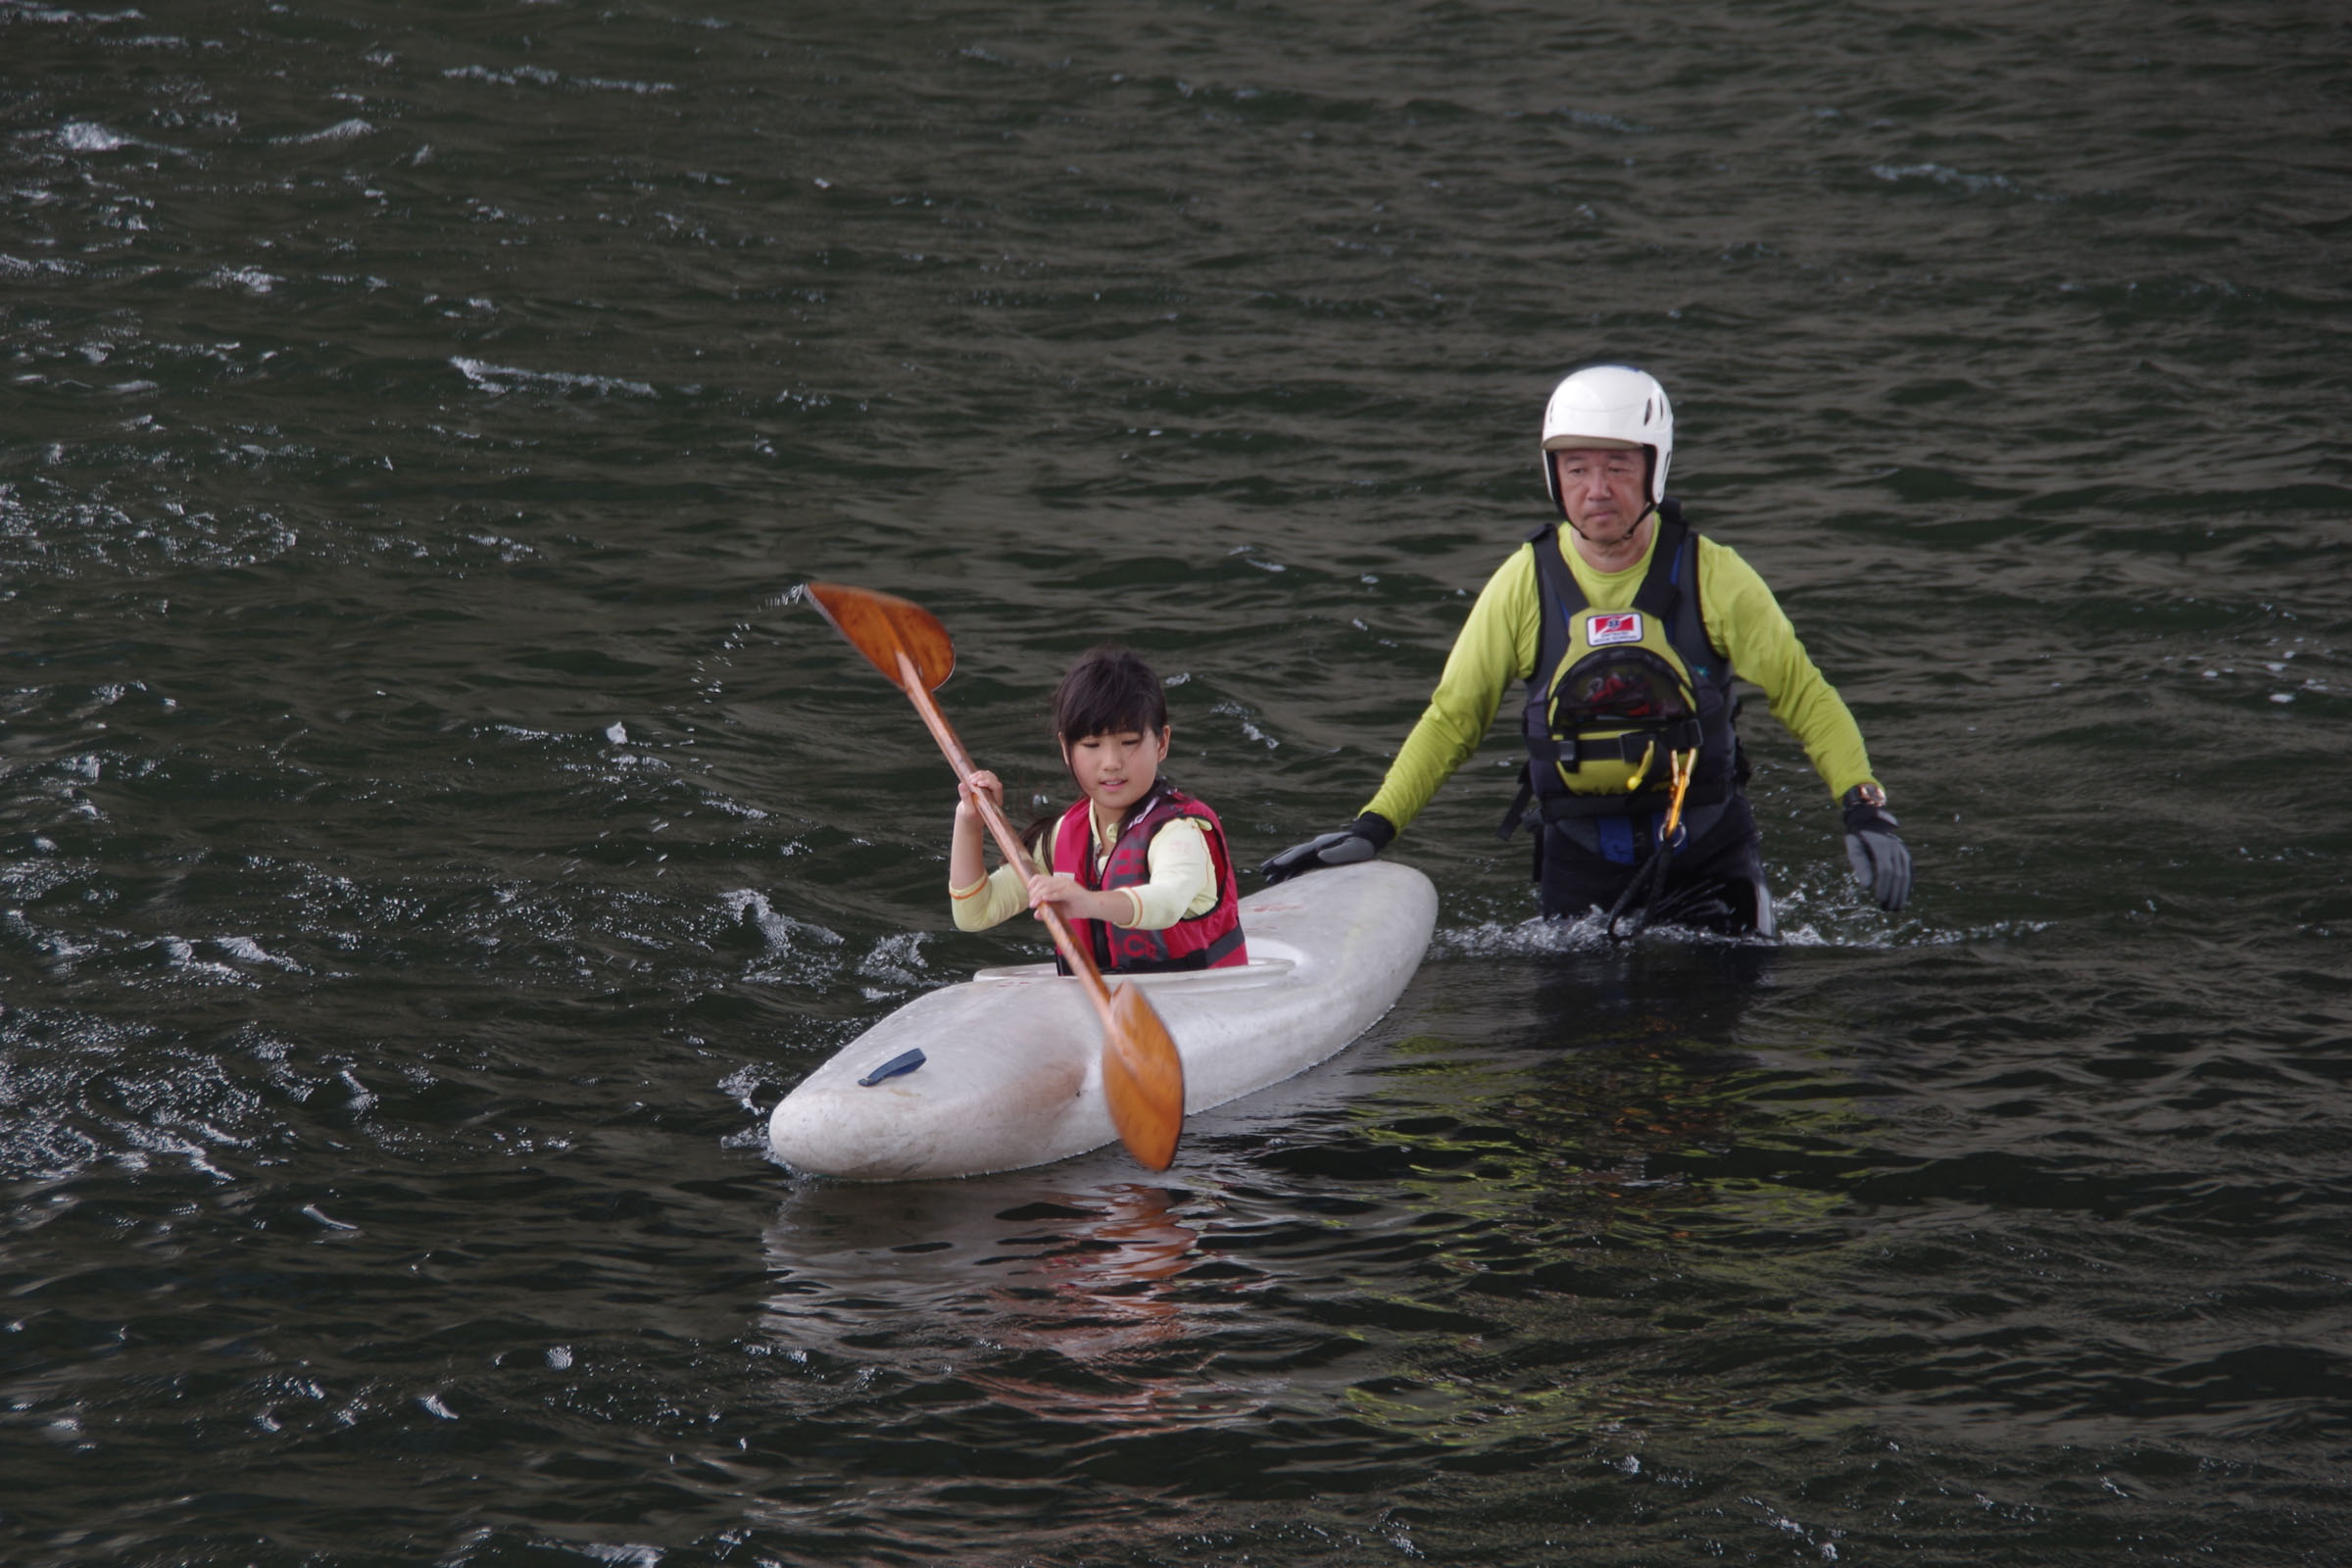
[{"x1": 950, "y1": 646, "x2": 1247, "y2": 974}]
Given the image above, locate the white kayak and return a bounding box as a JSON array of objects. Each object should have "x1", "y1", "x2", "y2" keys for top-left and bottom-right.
[{"x1": 767, "y1": 860, "x2": 1437, "y2": 1180}]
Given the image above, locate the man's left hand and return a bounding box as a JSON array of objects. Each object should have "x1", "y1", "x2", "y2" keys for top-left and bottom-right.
[{"x1": 1840, "y1": 789, "x2": 1911, "y2": 912}]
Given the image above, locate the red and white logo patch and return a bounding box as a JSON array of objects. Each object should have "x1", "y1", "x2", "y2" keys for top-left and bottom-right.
[{"x1": 1587, "y1": 612, "x2": 1643, "y2": 647}]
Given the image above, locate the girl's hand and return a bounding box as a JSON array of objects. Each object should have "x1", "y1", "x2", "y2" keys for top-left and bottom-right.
[
  {"x1": 1023, "y1": 870, "x2": 1083, "y2": 909},
  {"x1": 957, "y1": 770, "x2": 1004, "y2": 822},
  {"x1": 1024, "y1": 870, "x2": 1109, "y2": 924},
  {"x1": 947, "y1": 771, "x2": 1001, "y2": 898}
]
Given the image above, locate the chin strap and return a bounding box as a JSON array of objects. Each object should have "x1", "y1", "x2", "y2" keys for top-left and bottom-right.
[{"x1": 1563, "y1": 498, "x2": 1658, "y2": 544}]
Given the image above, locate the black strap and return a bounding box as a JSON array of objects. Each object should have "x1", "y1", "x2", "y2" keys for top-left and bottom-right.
[
  {"x1": 1496, "y1": 770, "x2": 1536, "y2": 841},
  {"x1": 1535, "y1": 776, "x2": 1730, "y2": 820},
  {"x1": 1531, "y1": 722, "x2": 1702, "y2": 768},
  {"x1": 1604, "y1": 841, "x2": 1675, "y2": 942},
  {"x1": 1633, "y1": 514, "x2": 1689, "y2": 620},
  {"x1": 1526, "y1": 521, "x2": 1584, "y2": 707}
]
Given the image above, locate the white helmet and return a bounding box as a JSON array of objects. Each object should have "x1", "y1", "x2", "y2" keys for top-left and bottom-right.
[{"x1": 1541, "y1": 365, "x2": 1674, "y2": 514}]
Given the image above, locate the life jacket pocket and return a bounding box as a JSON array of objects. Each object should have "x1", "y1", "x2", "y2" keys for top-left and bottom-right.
[{"x1": 1544, "y1": 647, "x2": 1701, "y2": 795}]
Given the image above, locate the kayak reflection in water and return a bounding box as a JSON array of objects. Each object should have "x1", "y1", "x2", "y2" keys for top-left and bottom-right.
[
  {"x1": 956, "y1": 1183, "x2": 1211, "y2": 1425},
  {"x1": 949, "y1": 646, "x2": 1250, "y2": 974},
  {"x1": 1263, "y1": 364, "x2": 1914, "y2": 937}
]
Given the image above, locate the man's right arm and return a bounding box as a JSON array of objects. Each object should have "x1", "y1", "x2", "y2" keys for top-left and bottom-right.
[{"x1": 1358, "y1": 548, "x2": 1540, "y2": 836}]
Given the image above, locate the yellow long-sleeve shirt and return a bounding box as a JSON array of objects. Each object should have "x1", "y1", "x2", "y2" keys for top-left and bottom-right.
[
  {"x1": 950, "y1": 808, "x2": 1217, "y2": 932},
  {"x1": 1362, "y1": 525, "x2": 1878, "y2": 833}
]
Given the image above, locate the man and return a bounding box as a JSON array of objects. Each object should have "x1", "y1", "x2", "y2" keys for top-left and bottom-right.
[{"x1": 1261, "y1": 364, "x2": 1910, "y2": 934}]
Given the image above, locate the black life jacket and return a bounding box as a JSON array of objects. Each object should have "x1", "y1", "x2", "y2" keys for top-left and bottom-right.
[{"x1": 1501, "y1": 505, "x2": 1741, "y2": 836}]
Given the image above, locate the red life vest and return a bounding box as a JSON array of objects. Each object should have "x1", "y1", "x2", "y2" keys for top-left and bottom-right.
[{"x1": 1049, "y1": 786, "x2": 1249, "y2": 974}]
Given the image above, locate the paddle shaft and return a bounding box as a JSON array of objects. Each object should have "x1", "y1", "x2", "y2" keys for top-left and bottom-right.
[{"x1": 896, "y1": 652, "x2": 1118, "y2": 1017}]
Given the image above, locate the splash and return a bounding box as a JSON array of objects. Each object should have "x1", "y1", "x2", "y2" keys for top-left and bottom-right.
[
  {"x1": 449, "y1": 357, "x2": 655, "y2": 398},
  {"x1": 270, "y1": 118, "x2": 373, "y2": 145},
  {"x1": 57, "y1": 122, "x2": 130, "y2": 152}
]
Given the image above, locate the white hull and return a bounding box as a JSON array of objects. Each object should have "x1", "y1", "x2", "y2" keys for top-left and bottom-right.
[{"x1": 767, "y1": 861, "x2": 1438, "y2": 1180}]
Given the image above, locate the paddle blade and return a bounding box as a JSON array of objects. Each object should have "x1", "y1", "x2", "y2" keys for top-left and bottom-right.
[
  {"x1": 1102, "y1": 984, "x2": 1185, "y2": 1172},
  {"x1": 804, "y1": 582, "x2": 956, "y2": 693}
]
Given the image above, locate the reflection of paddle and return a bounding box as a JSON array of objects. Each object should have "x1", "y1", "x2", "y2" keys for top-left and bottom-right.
[{"x1": 802, "y1": 582, "x2": 1184, "y2": 1171}]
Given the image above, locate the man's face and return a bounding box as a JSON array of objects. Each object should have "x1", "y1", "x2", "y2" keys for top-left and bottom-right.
[{"x1": 1551, "y1": 446, "x2": 1649, "y2": 545}]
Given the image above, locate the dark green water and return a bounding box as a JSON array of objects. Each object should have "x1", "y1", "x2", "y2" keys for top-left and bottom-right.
[{"x1": 4, "y1": 2, "x2": 2349, "y2": 1563}]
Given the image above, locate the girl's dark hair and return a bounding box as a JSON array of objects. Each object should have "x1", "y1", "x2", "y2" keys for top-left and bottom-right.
[
  {"x1": 1051, "y1": 645, "x2": 1168, "y2": 751},
  {"x1": 1019, "y1": 646, "x2": 1170, "y2": 854}
]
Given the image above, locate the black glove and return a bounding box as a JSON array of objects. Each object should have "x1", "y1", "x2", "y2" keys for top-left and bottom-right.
[
  {"x1": 1840, "y1": 789, "x2": 1911, "y2": 912},
  {"x1": 1259, "y1": 812, "x2": 1396, "y2": 885}
]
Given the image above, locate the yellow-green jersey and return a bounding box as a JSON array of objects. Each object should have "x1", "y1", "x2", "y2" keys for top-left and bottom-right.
[{"x1": 1361, "y1": 522, "x2": 1879, "y2": 835}]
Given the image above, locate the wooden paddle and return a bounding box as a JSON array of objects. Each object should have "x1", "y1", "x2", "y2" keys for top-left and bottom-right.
[{"x1": 801, "y1": 581, "x2": 1185, "y2": 1171}]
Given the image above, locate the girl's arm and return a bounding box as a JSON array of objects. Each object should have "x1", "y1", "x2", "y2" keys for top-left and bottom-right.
[
  {"x1": 1022, "y1": 870, "x2": 1134, "y2": 929},
  {"x1": 949, "y1": 772, "x2": 1037, "y2": 931},
  {"x1": 1024, "y1": 820, "x2": 1215, "y2": 929},
  {"x1": 949, "y1": 769, "x2": 1003, "y2": 892},
  {"x1": 1115, "y1": 817, "x2": 1216, "y2": 929}
]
